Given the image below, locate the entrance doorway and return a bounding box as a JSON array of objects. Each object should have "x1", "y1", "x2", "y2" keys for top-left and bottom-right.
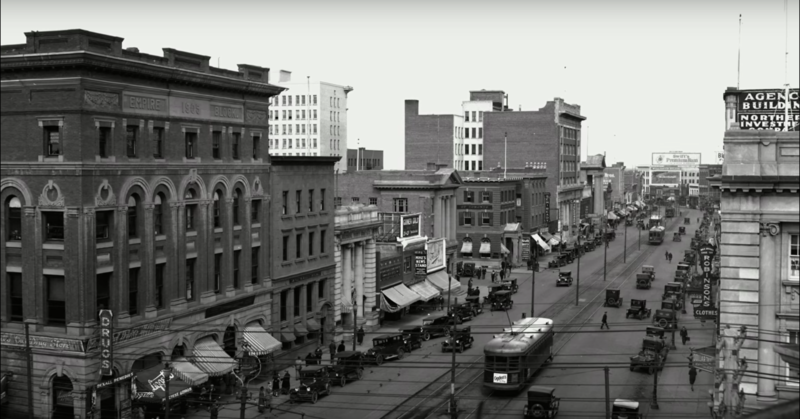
[
  {"x1": 223, "y1": 326, "x2": 237, "y2": 358},
  {"x1": 52, "y1": 375, "x2": 74, "y2": 419}
]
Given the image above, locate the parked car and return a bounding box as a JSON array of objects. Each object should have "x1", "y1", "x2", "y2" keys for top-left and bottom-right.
[
  {"x1": 398, "y1": 327, "x2": 426, "y2": 350},
  {"x1": 522, "y1": 385, "x2": 560, "y2": 418},
  {"x1": 490, "y1": 290, "x2": 513, "y2": 311},
  {"x1": 449, "y1": 302, "x2": 474, "y2": 322},
  {"x1": 626, "y1": 299, "x2": 651, "y2": 320},
  {"x1": 629, "y1": 337, "x2": 669, "y2": 374},
  {"x1": 465, "y1": 295, "x2": 483, "y2": 316},
  {"x1": 363, "y1": 334, "x2": 414, "y2": 365},
  {"x1": 289, "y1": 366, "x2": 332, "y2": 404},
  {"x1": 612, "y1": 399, "x2": 642, "y2": 419},
  {"x1": 327, "y1": 351, "x2": 365, "y2": 387},
  {"x1": 653, "y1": 309, "x2": 678, "y2": 330},
  {"x1": 557, "y1": 271, "x2": 573, "y2": 287},
  {"x1": 441, "y1": 326, "x2": 474, "y2": 353},
  {"x1": 420, "y1": 315, "x2": 455, "y2": 341}
]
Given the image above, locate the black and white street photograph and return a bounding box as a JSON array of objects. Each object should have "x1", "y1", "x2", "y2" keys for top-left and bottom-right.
[{"x1": 1, "y1": 1, "x2": 798, "y2": 418}]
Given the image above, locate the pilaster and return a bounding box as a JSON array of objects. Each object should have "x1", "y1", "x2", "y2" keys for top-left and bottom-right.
[
  {"x1": 200, "y1": 201, "x2": 216, "y2": 304},
  {"x1": 355, "y1": 241, "x2": 364, "y2": 319},
  {"x1": 142, "y1": 203, "x2": 157, "y2": 318},
  {"x1": 224, "y1": 197, "x2": 235, "y2": 297},
  {"x1": 757, "y1": 222, "x2": 780, "y2": 402},
  {"x1": 22, "y1": 207, "x2": 40, "y2": 323},
  {"x1": 333, "y1": 241, "x2": 343, "y2": 322},
  {"x1": 65, "y1": 207, "x2": 85, "y2": 331},
  {"x1": 171, "y1": 202, "x2": 187, "y2": 311},
  {"x1": 363, "y1": 239, "x2": 379, "y2": 330},
  {"x1": 115, "y1": 206, "x2": 131, "y2": 323}
]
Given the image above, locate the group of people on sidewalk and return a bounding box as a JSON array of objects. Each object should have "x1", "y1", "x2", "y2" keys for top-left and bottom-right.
[{"x1": 665, "y1": 251, "x2": 674, "y2": 262}]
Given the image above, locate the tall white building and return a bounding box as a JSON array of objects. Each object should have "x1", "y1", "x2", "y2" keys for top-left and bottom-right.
[{"x1": 268, "y1": 78, "x2": 353, "y2": 173}]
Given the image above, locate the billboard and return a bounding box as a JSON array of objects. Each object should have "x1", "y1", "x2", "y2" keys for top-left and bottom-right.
[
  {"x1": 737, "y1": 89, "x2": 799, "y2": 131},
  {"x1": 426, "y1": 238, "x2": 446, "y2": 273},
  {"x1": 651, "y1": 170, "x2": 681, "y2": 185},
  {"x1": 715, "y1": 151, "x2": 724, "y2": 165},
  {"x1": 400, "y1": 213, "x2": 421, "y2": 238},
  {"x1": 652, "y1": 153, "x2": 701, "y2": 166}
]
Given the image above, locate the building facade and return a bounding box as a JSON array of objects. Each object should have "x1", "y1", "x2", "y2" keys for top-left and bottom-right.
[
  {"x1": 604, "y1": 162, "x2": 626, "y2": 205},
  {"x1": 346, "y1": 147, "x2": 383, "y2": 172},
  {"x1": 268, "y1": 80, "x2": 353, "y2": 173},
  {"x1": 717, "y1": 87, "x2": 799, "y2": 409}
]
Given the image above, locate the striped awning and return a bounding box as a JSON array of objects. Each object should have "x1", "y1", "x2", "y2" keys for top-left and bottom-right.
[
  {"x1": 479, "y1": 242, "x2": 491, "y2": 254},
  {"x1": 306, "y1": 318, "x2": 321, "y2": 331},
  {"x1": 243, "y1": 322, "x2": 281, "y2": 356},
  {"x1": 461, "y1": 241, "x2": 473, "y2": 253},
  {"x1": 170, "y1": 357, "x2": 209, "y2": 387},
  {"x1": 191, "y1": 337, "x2": 236, "y2": 377},
  {"x1": 409, "y1": 280, "x2": 440, "y2": 302},
  {"x1": 532, "y1": 234, "x2": 551, "y2": 252},
  {"x1": 382, "y1": 283, "x2": 421, "y2": 308}
]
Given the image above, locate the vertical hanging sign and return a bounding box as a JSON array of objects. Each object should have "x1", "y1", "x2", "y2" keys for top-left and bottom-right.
[{"x1": 99, "y1": 309, "x2": 114, "y2": 376}]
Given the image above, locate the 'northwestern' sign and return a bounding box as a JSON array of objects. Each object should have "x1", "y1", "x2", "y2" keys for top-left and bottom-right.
[
  {"x1": 99, "y1": 309, "x2": 114, "y2": 376},
  {"x1": 737, "y1": 89, "x2": 800, "y2": 131},
  {"x1": 400, "y1": 213, "x2": 421, "y2": 238}
]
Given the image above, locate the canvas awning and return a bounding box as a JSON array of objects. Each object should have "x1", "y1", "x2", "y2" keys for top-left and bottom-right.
[
  {"x1": 170, "y1": 357, "x2": 209, "y2": 387},
  {"x1": 548, "y1": 235, "x2": 560, "y2": 246},
  {"x1": 539, "y1": 232, "x2": 553, "y2": 242},
  {"x1": 479, "y1": 242, "x2": 492, "y2": 254},
  {"x1": 500, "y1": 244, "x2": 510, "y2": 254},
  {"x1": 191, "y1": 337, "x2": 237, "y2": 377},
  {"x1": 382, "y1": 283, "x2": 422, "y2": 309},
  {"x1": 133, "y1": 365, "x2": 192, "y2": 403},
  {"x1": 306, "y1": 318, "x2": 321, "y2": 332},
  {"x1": 409, "y1": 280, "x2": 440, "y2": 302},
  {"x1": 426, "y1": 270, "x2": 450, "y2": 291},
  {"x1": 460, "y1": 241, "x2": 473, "y2": 253},
  {"x1": 293, "y1": 323, "x2": 309, "y2": 337},
  {"x1": 532, "y1": 234, "x2": 551, "y2": 252},
  {"x1": 280, "y1": 332, "x2": 295, "y2": 343},
  {"x1": 243, "y1": 322, "x2": 281, "y2": 356}
]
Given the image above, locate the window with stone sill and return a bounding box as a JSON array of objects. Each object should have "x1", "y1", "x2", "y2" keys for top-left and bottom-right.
[
  {"x1": 790, "y1": 234, "x2": 799, "y2": 280},
  {"x1": 787, "y1": 330, "x2": 799, "y2": 386}
]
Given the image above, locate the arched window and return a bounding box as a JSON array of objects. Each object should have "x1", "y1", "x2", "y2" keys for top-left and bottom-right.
[
  {"x1": 213, "y1": 191, "x2": 221, "y2": 228},
  {"x1": 232, "y1": 189, "x2": 241, "y2": 226},
  {"x1": 154, "y1": 193, "x2": 164, "y2": 235},
  {"x1": 127, "y1": 195, "x2": 139, "y2": 238},
  {"x1": 52, "y1": 375, "x2": 74, "y2": 418},
  {"x1": 6, "y1": 196, "x2": 22, "y2": 241}
]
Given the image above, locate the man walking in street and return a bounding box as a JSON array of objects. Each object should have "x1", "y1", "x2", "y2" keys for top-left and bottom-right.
[
  {"x1": 329, "y1": 340, "x2": 337, "y2": 362},
  {"x1": 689, "y1": 365, "x2": 698, "y2": 391},
  {"x1": 295, "y1": 356, "x2": 304, "y2": 377},
  {"x1": 680, "y1": 326, "x2": 689, "y2": 345},
  {"x1": 601, "y1": 312, "x2": 610, "y2": 329},
  {"x1": 499, "y1": 269, "x2": 505, "y2": 281},
  {"x1": 357, "y1": 326, "x2": 365, "y2": 345},
  {"x1": 337, "y1": 340, "x2": 346, "y2": 354},
  {"x1": 668, "y1": 252, "x2": 673, "y2": 263},
  {"x1": 665, "y1": 251, "x2": 669, "y2": 261}
]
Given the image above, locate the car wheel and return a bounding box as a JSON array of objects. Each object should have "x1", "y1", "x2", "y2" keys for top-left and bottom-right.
[
  {"x1": 423, "y1": 333, "x2": 431, "y2": 341},
  {"x1": 340, "y1": 376, "x2": 347, "y2": 387},
  {"x1": 311, "y1": 392, "x2": 319, "y2": 404},
  {"x1": 397, "y1": 348, "x2": 405, "y2": 360},
  {"x1": 458, "y1": 343, "x2": 464, "y2": 353},
  {"x1": 375, "y1": 355, "x2": 384, "y2": 366}
]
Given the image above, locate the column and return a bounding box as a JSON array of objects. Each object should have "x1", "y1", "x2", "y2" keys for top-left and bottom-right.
[
  {"x1": 433, "y1": 195, "x2": 442, "y2": 238},
  {"x1": 287, "y1": 287, "x2": 295, "y2": 326},
  {"x1": 116, "y1": 206, "x2": 130, "y2": 321},
  {"x1": 364, "y1": 239, "x2": 378, "y2": 329},
  {"x1": 342, "y1": 244, "x2": 353, "y2": 314},
  {"x1": 170, "y1": 202, "x2": 184, "y2": 310},
  {"x1": 242, "y1": 198, "x2": 253, "y2": 292},
  {"x1": 355, "y1": 242, "x2": 364, "y2": 320},
  {"x1": 66, "y1": 207, "x2": 86, "y2": 325},
  {"x1": 333, "y1": 241, "x2": 343, "y2": 324},
  {"x1": 224, "y1": 197, "x2": 235, "y2": 297},
  {"x1": 143, "y1": 203, "x2": 157, "y2": 318},
  {"x1": 199, "y1": 200, "x2": 215, "y2": 304},
  {"x1": 450, "y1": 195, "x2": 457, "y2": 242},
  {"x1": 22, "y1": 207, "x2": 39, "y2": 323},
  {"x1": 757, "y1": 224, "x2": 779, "y2": 401},
  {"x1": 299, "y1": 284, "x2": 307, "y2": 324}
]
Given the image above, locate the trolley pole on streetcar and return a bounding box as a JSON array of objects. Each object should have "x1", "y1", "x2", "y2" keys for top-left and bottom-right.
[
  {"x1": 447, "y1": 278, "x2": 458, "y2": 419},
  {"x1": 530, "y1": 260, "x2": 536, "y2": 316}
]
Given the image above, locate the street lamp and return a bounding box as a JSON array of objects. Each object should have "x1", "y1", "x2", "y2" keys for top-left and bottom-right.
[
  {"x1": 161, "y1": 363, "x2": 172, "y2": 419},
  {"x1": 603, "y1": 213, "x2": 608, "y2": 282},
  {"x1": 574, "y1": 199, "x2": 581, "y2": 306}
]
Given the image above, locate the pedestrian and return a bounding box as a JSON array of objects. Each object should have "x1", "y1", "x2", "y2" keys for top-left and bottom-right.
[
  {"x1": 665, "y1": 251, "x2": 669, "y2": 261},
  {"x1": 669, "y1": 252, "x2": 673, "y2": 263},
  {"x1": 468, "y1": 278, "x2": 473, "y2": 290},
  {"x1": 500, "y1": 269, "x2": 505, "y2": 281},
  {"x1": 680, "y1": 326, "x2": 689, "y2": 345},
  {"x1": 209, "y1": 402, "x2": 219, "y2": 419},
  {"x1": 491, "y1": 270, "x2": 496, "y2": 283},
  {"x1": 315, "y1": 345, "x2": 324, "y2": 360},
  {"x1": 337, "y1": 340, "x2": 346, "y2": 353},
  {"x1": 295, "y1": 356, "x2": 304, "y2": 376},
  {"x1": 258, "y1": 386, "x2": 267, "y2": 413},
  {"x1": 281, "y1": 371, "x2": 291, "y2": 395},
  {"x1": 357, "y1": 326, "x2": 365, "y2": 345},
  {"x1": 601, "y1": 312, "x2": 610, "y2": 329},
  {"x1": 689, "y1": 366, "x2": 698, "y2": 391},
  {"x1": 329, "y1": 340, "x2": 337, "y2": 358},
  {"x1": 272, "y1": 374, "x2": 281, "y2": 397},
  {"x1": 306, "y1": 351, "x2": 315, "y2": 366},
  {"x1": 437, "y1": 296, "x2": 444, "y2": 311}
]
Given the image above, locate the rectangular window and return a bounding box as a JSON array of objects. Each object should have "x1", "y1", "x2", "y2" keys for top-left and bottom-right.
[
  {"x1": 464, "y1": 191, "x2": 474, "y2": 203},
  {"x1": 155, "y1": 264, "x2": 164, "y2": 308},
  {"x1": 128, "y1": 268, "x2": 139, "y2": 315},
  {"x1": 295, "y1": 190, "x2": 302, "y2": 213},
  {"x1": 98, "y1": 126, "x2": 111, "y2": 158},
  {"x1": 214, "y1": 254, "x2": 222, "y2": 293},
  {"x1": 479, "y1": 144, "x2": 483, "y2": 155},
  {"x1": 320, "y1": 230, "x2": 326, "y2": 254},
  {"x1": 306, "y1": 283, "x2": 313, "y2": 312},
  {"x1": 46, "y1": 275, "x2": 66, "y2": 326},
  {"x1": 352, "y1": 197, "x2": 360, "y2": 204},
  {"x1": 334, "y1": 197, "x2": 341, "y2": 208},
  {"x1": 7, "y1": 200, "x2": 21, "y2": 240},
  {"x1": 282, "y1": 191, "x2": 289, "y2": 215},
  {"x1": 186, "y1": 259, "x2": 195, "y2": 301},
  {"x1": 186, "y1": 204, "x2": 195, "y2": 231},
  {"x1": 471, "y1": 111, "x2": 476, "y2": 122},
  {"x1": 8, "y1": 273, "x2": 23, "y2": 321},
  {"x1": 185, "y1": 131, "x2": 197, "y2": 159},
  {"x1": 308, "y1": 231, "x2": 315, "y2": 256},
  {"x1": 464, "y1": 111, "x2": 469, "y2": 122},
  {"x1": 465, "y1": 129, "x2": 470, "y2": 139},
  {"x1": 479, "y1": 111, "x2": 483, "y2": 122},
  {"x1": 283, "y1": 235, "x2": 289, "y2": 261},
  {"x1": 251, "y1": 200, "x2": 260, "y2": 224},
  {"x1": 253, "y1": 135, "x2": 260, "y2": 159},
  {"x1": 44, "y1": 125, "x2": 61, "y2": 156},
  {"x1": 394, "y1": 198, "x2": 408, "y2": 213},
  {"x1": 296, "y1": 234, "x2": 302, "y2": 258},
  {"x1": 320, "y1": 189, "x2": 326, "y2": 211},
  {"x1": 152, "y1": 127, "x2": 164, "y2": 158},
  {"x1": 787, "y1": 331, "x2": 799, "y2": 385},
  {"x1": 251, "y1": 247, "x2": 259, "y2": 285},
  {"x1": 212, "y1": 131, "x2": 221, "y2": 159},
  {"x1": 294, "y1": 286, "x2": 301, "y2": 316},
  {"x1": 96, "y1": 274, "x2": 110, "y2": 315},
  {"x1": 481, "y1": 191, "x2": 492, "y2": 203},
  {"x1": 44, "y1": 212, "x2": 64, "y2": 241},
  {"x1": 472, "y1": 144, "x2": 476, "y2": 155},
  {"x1": 126, "y1": 126, "x2": 138, "y2": 157},
  {"x1": 280, "y1": 290, "x2": 288, "y2": 321},
  {"x1": 471, "y1": 128, "x2": 476, "y2": 138},
  {"x1": 791, "y1": 234, "x2": 799, "y2": 280},
  {"x1": 464, "y1": 211, "x2": 473, "y2": 226},
  {"x1": 95, "y1": 211, "x2": 111, "y2": 241},
  {"x1": 318, "y1": 279, "x2": 326, "y2": 299},
  {"x1": 233, "y1": 250, "x2": 241, "y2": 289},
  {"x1": 231, "y1": 132, "x2": 241, "y2": 160},
  {"x1": 482, "y1": 212, "x2": 492, "y2": 226},
  {"x1": 308, "y1": 189, "x2": 314, "y2": 212},
  {"x1": 369, "y1": 197, "x2": 378, "y2": 206}
]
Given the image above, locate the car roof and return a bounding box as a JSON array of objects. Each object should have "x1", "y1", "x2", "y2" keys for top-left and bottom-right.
[
  {"x1": 527, "y1": 385, "x2": 555, "y2": 396},
  {"x1": 334, "y1": 351, "x2": 362, "y2": 358},
  {"x1": 301, "y1": 365, "x2": 327, "y2": 372},
  {"x1": 614, "y1": 399, "x2": 639, "y2": 409},
  {"x1": 494, "y1": 290, "x2": 512, "y2": 295},
  {"x1": 559, "y1": 271, "x2": 572, "y2": 275}
]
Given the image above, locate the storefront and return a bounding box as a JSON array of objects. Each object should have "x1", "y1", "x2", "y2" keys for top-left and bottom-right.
[
  {"x1": 91, "y1": 371, "x2": 135, "y2": 419},
  {"x1": 381, "y1": 283, "x2": 422, "y2": 314},
  {"x1": 426, "y1": 269, "x2": 461, "y2": 295},
  {"x1": 131, "y1": 365, "x2": 193, "y2": 418}
]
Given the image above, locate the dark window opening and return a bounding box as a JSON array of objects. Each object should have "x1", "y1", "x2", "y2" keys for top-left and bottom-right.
[
  {"x1": 213, "y1": 191, "x2": 222, "y2": 228},
  {"x1": 95, "y1": 211, "x2": 111, "y2": 241},
  {"x1": 233, "y1": 250, "x2": 241, "y2": 289},
  {"x1": 46, "y1": 275, "x2": 66, "y2": 326},
  {"x1": 233, "y1": 189, "x2": 241, "y2": 226},
  {"x1": 214, "y1": 253, "x2": 222, "y2": 293},
  {"x1": 152, "y1": 127, "x2": 164, "y2": 158},
  {"x1": 44, "y1": 212, "x2": 64, "y2": 241},
  {"x1": 293, "y1": 286, "x2": 301, "y2": 316},
  {"x1": 96, "y1": 272, "x2": 111, "y2": 314},
  {"x1": 126, "y1": 126, "x2": 137, "y2": 158},
  {"x1": 155, "y1": 264, "x2": 164, "y2": 309},
  {"x1": 253, "y1": 135, "x2": 260, "y2": 160},
  {"x1": 186, "y1": 259, "x2": 195, "y2": 301},
  {"x1": 6, "y1": 197, "x2": 22, "y2": 241},
  {"x1": 212, "y1": 131, "x2": 221, "y2": 159},
  {"x1": 296, "y1": 234, "x2": 302, "y2": 258},
  {"x1": 129, "y1": 268, "x2": 139, "y2": 316},
  {"x1": 251, "y1": 200, "x2": 260, "y2": 224},
  {"x1": 308, "y1": 231, "x2": 315, "y2": 256},
  {"x1": 280, "y1": 290, "x2": 288, "y2": 321},
  {"x1": 283, "y1": 235, "x2": 289, "y2": 261},
  {"x1": 98, "y1": 126, "x2": 111, "y2": 158},
  {"x1": 44, "y1": 125, "x2": 60, "y2": 156},
  {"x1": 127, "y1": 195, "x2": 139, "y2": 238},
  {"x1": 231, "y1": 132, "x2": 240, "y2": 160},
  {"x1": 185, "y1": 131, "x2": 197, "y2": 159},
  {"x1": 9, "y1": 273, "x2": 23, "y2": 321},
  {"x1": 251, "y1": 247, "x2": 259, "y2": 285}
]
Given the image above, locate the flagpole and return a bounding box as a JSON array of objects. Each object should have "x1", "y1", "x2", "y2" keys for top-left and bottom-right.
[{"x1": 737, "y1": 14, "x2": 742, "y2": 89}]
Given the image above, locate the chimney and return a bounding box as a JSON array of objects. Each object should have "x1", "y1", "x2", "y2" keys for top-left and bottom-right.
[
  {"x1": 126, "y1": 47, "x2": 139, "y2": 53},
  {"x1": 405, "y1": 100, "x2": 420, "y2": 117},
  {"x1": 427, "y1": 162, "x2": 438, "y2": 171}
]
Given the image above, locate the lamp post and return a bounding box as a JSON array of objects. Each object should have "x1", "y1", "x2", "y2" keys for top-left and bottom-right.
[
  {"x1": 238, "y1": 341, "x2": 252, "y2": 419},
  {"x1": 530, "y1": 252, "x2": 536, "y2": 315},
  {"x1": 574, "y1": 199, "x2": 581, "y2": 306},
  {"x1": 623, "y1": 216, "x2": 628, "y2": 264},
  {"x1": 352, "y1": 301, "x2": 358, "y2": 351},
  {"x1": 162, "y1": 363, "x2": 172, "y2": 419},
  {"x1": 603, "y1": 214, "x2": 608, "y2": 282}
]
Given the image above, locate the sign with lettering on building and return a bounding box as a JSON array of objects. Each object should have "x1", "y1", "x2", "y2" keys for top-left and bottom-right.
[
  {"x1": 414, "y1": 249, "x2": 427, "y2": 280},
  {"x1": 651, "y1": 153, "x2": 701, "y2": 166},
  {"x1": 122, "y1": 92, "x2": 169, "y2": 116},
  {"x1": 737, "y1": 89, "x2": 799, "y2": 131},
  {"x1": 651, "y1": 170, "x2": 681, "y2": 185},
  {"x1": 169, "y1": 97, "x2": 245, "y2": 123},
  {"x1": 400, "y1": 213, "x2": 421, "y2": 238},
  {"x1": 695, "y1": 244, "x2": 717, "y2": 320},
  {"x1": 426, "y1": 238, "x2": 446, "y2": 273},
  {"x1": 99, "y1": 309, "x2": 114, "y2": 376},
  {"x1": 520, "y1": 235, "x2": 531, "y2": 261},
  {"x1": 544, "y1": 193, "x2": 551, "y2": 225}
]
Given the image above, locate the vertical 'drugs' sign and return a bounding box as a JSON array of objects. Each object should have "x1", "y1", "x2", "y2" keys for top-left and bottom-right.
[{"x1": 99, "y1": 309, "x2": 114, "y2": 376}]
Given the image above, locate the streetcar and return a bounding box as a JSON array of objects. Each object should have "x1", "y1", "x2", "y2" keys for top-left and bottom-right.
[
  {"x1": 483, "y1": 317, "x2": 554, "y2": 391},
  {"x1": 648, "y1": 226, "x2": 665, "y2": 244},
  {"x1": 648, "y1": 215, "x2": 664, "y2": 229}
]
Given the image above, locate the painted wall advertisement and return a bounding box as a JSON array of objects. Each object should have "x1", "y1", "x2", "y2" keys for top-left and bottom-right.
[
  {"x1": 651, "y1": 170, "x2": 681, "y2": 185},
  {"x1": 652, "y1": 153, "x2": 701, "y2": 166},
  {"x1": 737, "y1": 89, "x2": 799, "y2": 131},
  {"x1": 426, "y1": 238, "x2": 446, "y2": 273},
  {"x1": 400, "y1": 213, "x2": 421, "y2": 238}
]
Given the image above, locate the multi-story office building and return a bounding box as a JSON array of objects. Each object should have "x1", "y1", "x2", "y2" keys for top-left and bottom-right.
[
  {"x1": 406, "y1": 92, "x2": 585, "y2": 241},
  {"x1": 346, "y1": 147, "x2": 383, "y2": 172},
  {"x1": 699, "y1": 164, "x2": 722, "y2": 197},
  {"x1": 268, "y1": 80, "x2": 353, "y2": 173},
  {"x1": 604, "y1": 162, "x2": 626, "y2": 205}
]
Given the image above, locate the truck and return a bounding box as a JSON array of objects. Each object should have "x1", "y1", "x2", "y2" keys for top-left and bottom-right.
[{"x1": 629, "y1": 336, "x2": 669, "y2": 374}]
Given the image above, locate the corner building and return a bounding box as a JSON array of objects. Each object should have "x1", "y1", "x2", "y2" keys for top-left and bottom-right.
[{"x1": 0, "y1": 29, "x2": 296, "y2": 419}]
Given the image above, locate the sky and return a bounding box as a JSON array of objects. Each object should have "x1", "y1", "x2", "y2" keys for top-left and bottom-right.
[{"x1": 2, "y1": 0, "x2": 798, "y2": 169}]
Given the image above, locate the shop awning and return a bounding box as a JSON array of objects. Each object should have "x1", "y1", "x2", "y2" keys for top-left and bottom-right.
[
  {"x1": 500, "y1": 244, "x2": 510, "y2": 254},
  {"x1": 426, "y1": 269, "x2": 450, "y2": 291},
  {"x1": 382, "y1": 283, "x2": 422, "y2": 308},
  {"x1": 460, "y1": 241, "x2": 473, "y2": 253},
  {"x1": 244, "y1": 322, "x2": 281, "y2": 356},
  {"x1": 548, "y1": 234, "x2": 561, "y2": 246},
  {"x1": 132, "y1": 365, "x2": 192, "y2": 403},
  {"x1": 409, "y1": 280, "x2": 440, "y2": 302},
  {"x1": 532, "y1": 234, "x2": 551, "y2": 252},
  {"x1": 280, "y1": 332, "x2": 295, "y2": 343},
  {"x1": 191, "y1": 337, "x2": 237, "y2": 377},
  {"x1": 306, "y1": 318, "x2": 321, "y2": 332},
  {"x1": 293, "y1": 323, "x2": 309, "y2": 337},
  {"x1": 539, "y1": 232, "x2": 553, "y2": 242},
  {"x1": 444, "y1": 276, "x2": 461, "y2": 294},
  {"x1": 606, "y1": 212, "x2": 618, "y2": 220},
  {"x1": 170, "y1": 357, "x2": 209, "y2": 387},
  {"x1": 479, "y1": 242, "x2": 492, "y2": 254}
]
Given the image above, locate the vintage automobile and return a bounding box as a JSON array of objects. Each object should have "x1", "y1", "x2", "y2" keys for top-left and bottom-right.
[
  {"x1": 364, "y1": 334, "x2": 416, "y2": 365},
  {"x1": 635, "y1": 273, "x2": 652, "y2": 289},
  {"x1": 327, "y1": 351, "x2": 365, "y2": 387},
  {"x1": 679, "y1": 226, "x2": 686, "y2": 235},
  {"x1": 441, "y1": 326, "x2": 475, "y2": 353},
  {"x1": 289, "y1": 366, "x2": 333, "y2": 404},
  {"x1": 461, "y1": 262, "x2": 476, "y2": 278},
  {"x1": 584, "y1": 240, "x2": 596, "y2": 252},
  {"x1": 673, "y1": 232, "x2": 682, "y2": 242},
  {"x1": 420, "y1": 315, "x2": 456, "y2": 340},
  {"x1": 593, "y1": 235, "x2": 604, "y2": 247},
  {"x1": 684, "y1": 217, "x2": 691, "y2": 225},
  {"x1": 484, "y1": 284, "x2": 505, "y2": 306},
  {"x1": 502, "y1": 278, "x2": 519, "y2": 294},
  {"x1": 642, "y1": 265, "x2": 655, "y2": 281},
  {"x1": 662, "y1": 282, "x2": 684, "y2": 309},
  {"x1": 522, "y1": 386, "x2": 560, "y2": 419},
  {"x1": 605, "y1": 228, "x2": 616, "y2": 241},
  {"x1": 612, "y1": 399, "x2": 643, "y2": 419},
  {"x1": 465, "y1": 295, "x2": 483, "y2": 316},
  {"x1": 449, "y1": 302, "x2": 474, "y2": 323},
  {"x1": 547, "y1": 255, "x2": 566, "y2": 269},
  {"x1": 603, "y1": 289, "x2": 622, "y2": 308},
  {"x1": 490, "y1": 290, "x2": 513, "y2": 311},
  {"x1": 684, "y1": 250, "x2": 695, "y2": 265},
  {"x1": 625, "y1": 218, "x2": 633, "y2": 226},
  {"x1": 646, "y1": 326, "x2": 667, "y2": 341},
  {"x1": 653, "y1": 309, "x2": 678, "y2": 330},
  {"x1": 661, "y1": 298, "x2": 679, "y2": 311},
  {"x1": 629, "y1": 336, "x2": 669, "y2": 374},
  {"x1": 626, "y1": 299, "x2": 651, "y2": 320},
  {"x1": 557, "y1": 271, "x2": 573, "y2": 287},
  {"x1": 677, "y1": 263, "x2": 692, "y2": 278},
  {"x1": 398, "y1": 327, "x2": 425, "y2": 351}
]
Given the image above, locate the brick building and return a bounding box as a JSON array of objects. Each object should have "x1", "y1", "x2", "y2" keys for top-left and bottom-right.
[
  {"x1": 699, "y1": 163, "x2": 722, "y2": 198},
  {"x1": 346, "y1": 147, "x2": 383, "y2": 172},
  {"x1": 604, "y1": 162, "x2": 626, "y2": 205},
  {"x1": 404, "y1": 100, "x2": 458, "y2": 171},
  {"x1": 0, "y1": 29, "x2": 334, "y2": 419}
]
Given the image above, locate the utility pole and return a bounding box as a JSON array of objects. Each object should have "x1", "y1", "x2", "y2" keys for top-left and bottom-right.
[
  {"x1": 575, "y1": 226, "x2": 581, "y2": 306},
  {"x1": 163, "y1": 363, "x2": 172, "y2": 419},
  {"x1": 623, "y1": 219, "x2": 627, "y2": 263},
  {"x1": 530, "y1": 259, "x2": 536, "y2": 315},
  {"x1": 353, "y1": 301, "x2": 358, "y2": 351},
  {"x1": 604, "y1": 367, "x2": 610, "y2": 419},
  {"x1": 447, "y1": 278, "x2": 457, "y2": 419},
  {"x1": 651, "y1": 353, "x2": 660, "y2": 410},
  {"x1": 638, "y1": 223, "x2": 641, "y2": 251},
  {"x1": 25, "y1": 323, "x2": 33, "y2": 419},
  {"x1": 238, "y1": 341, "x2": 252, "y2": 419}
]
